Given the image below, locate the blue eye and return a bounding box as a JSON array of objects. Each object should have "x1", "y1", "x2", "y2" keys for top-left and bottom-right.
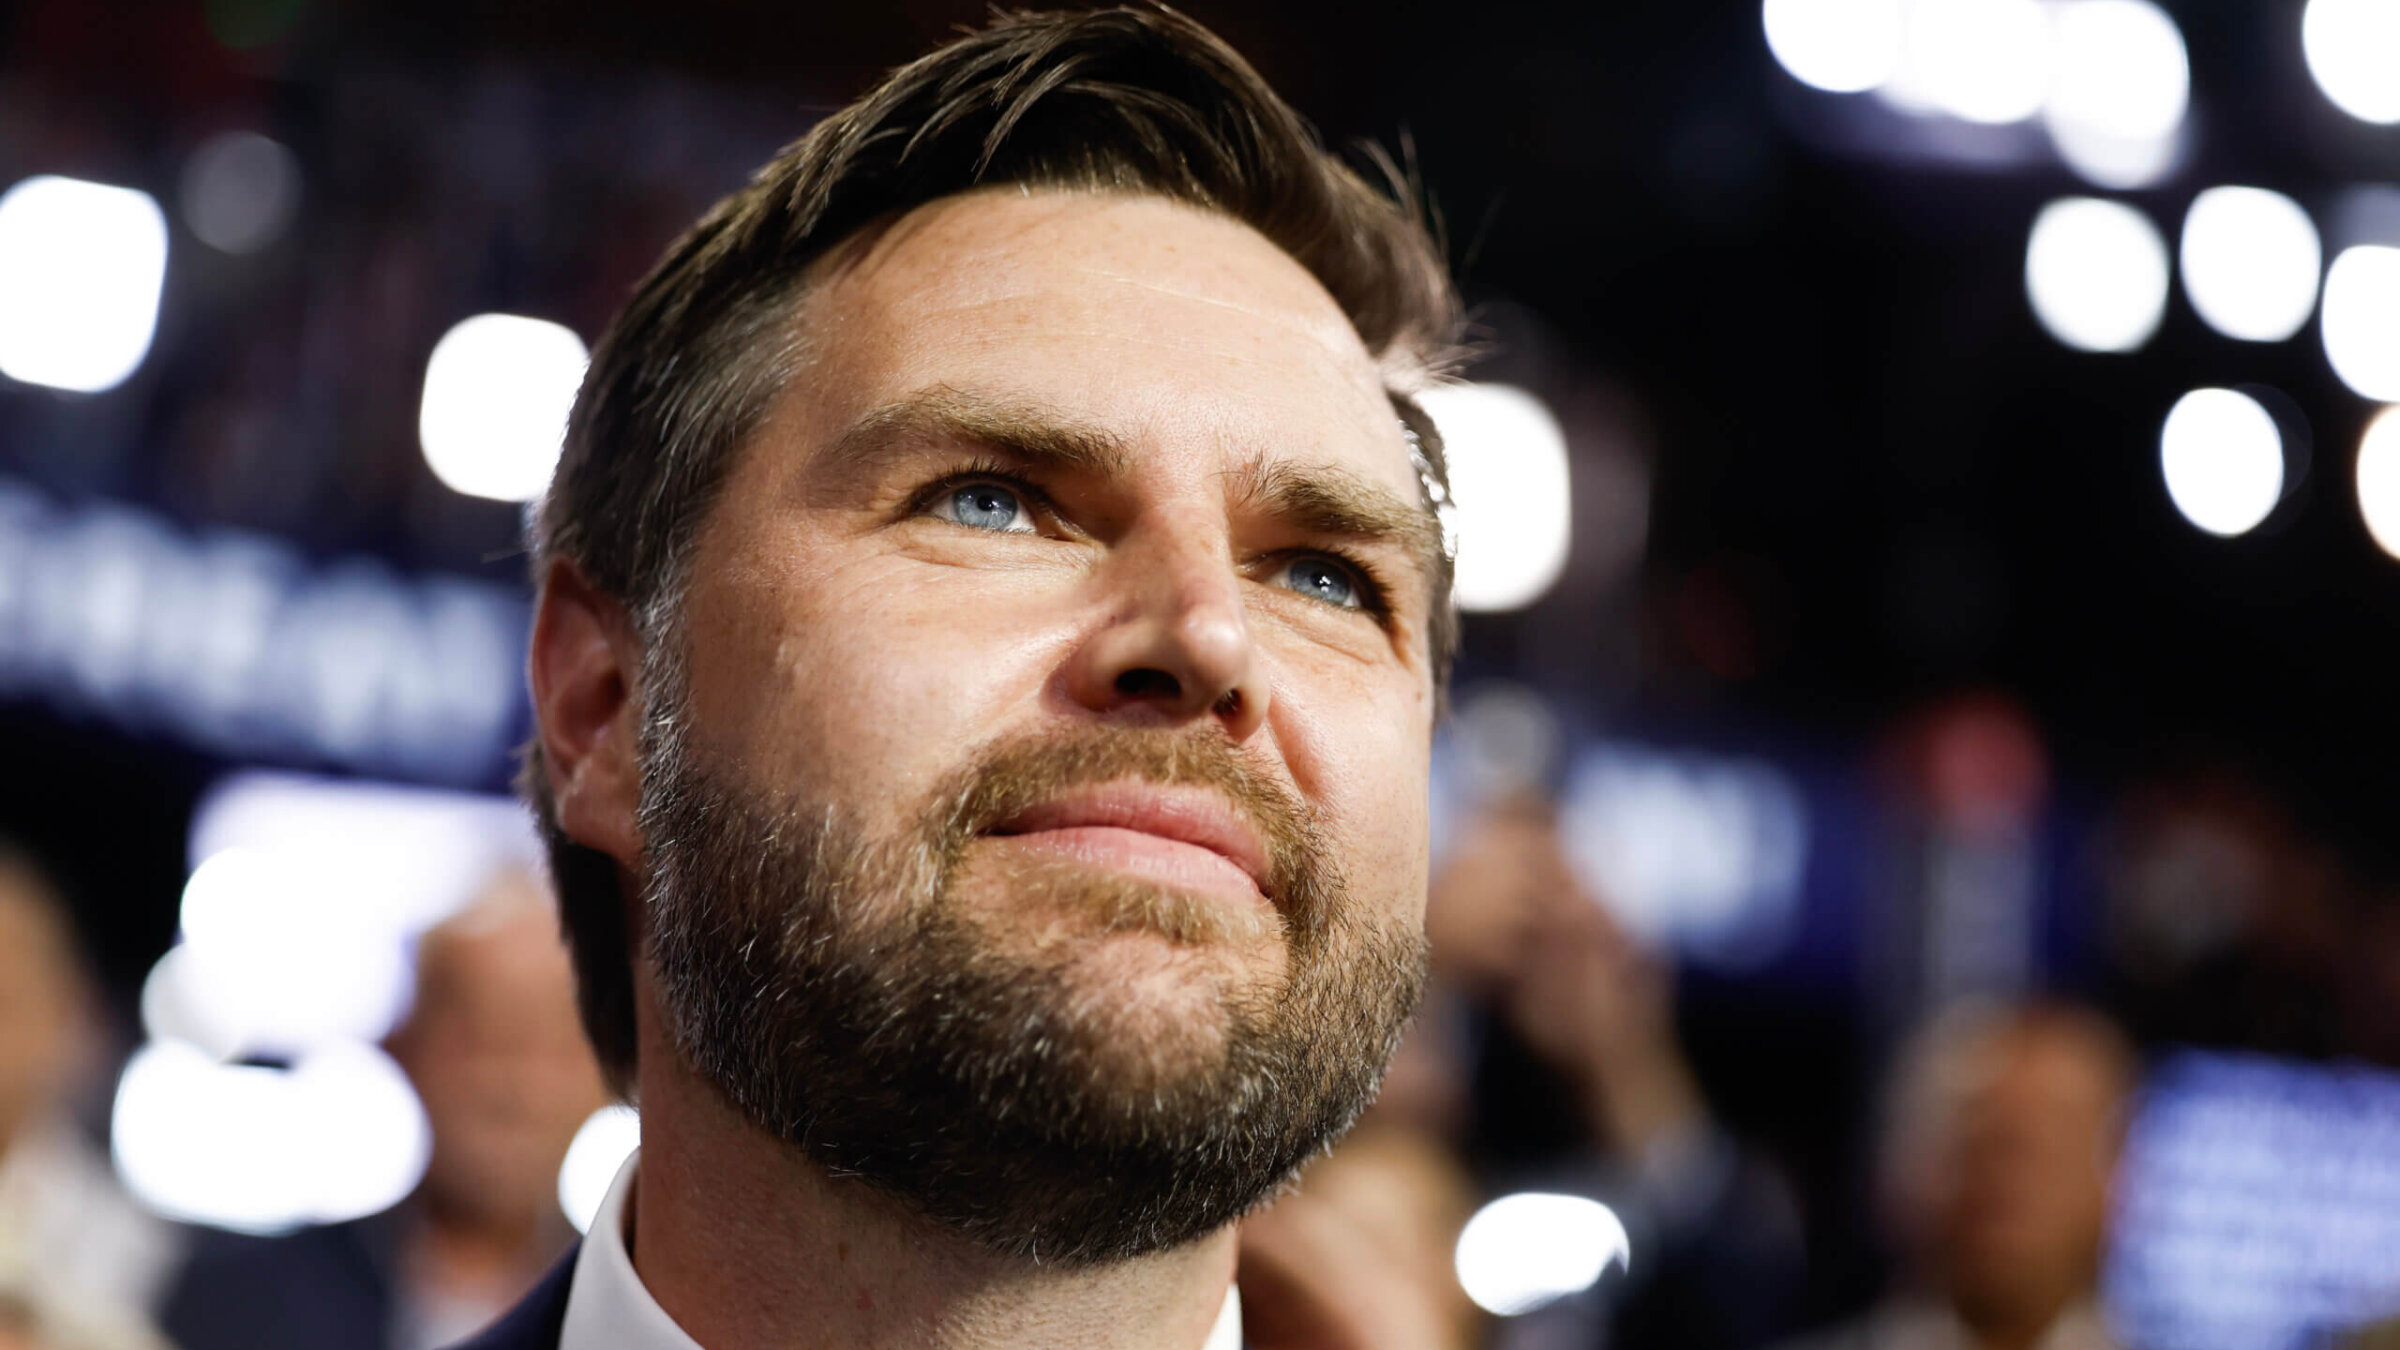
[
  {"x1": 1278, "y1": 556, "x2": 1364, "y2": 610},
  {"x1": 941, "y1": 482, "x2": 1033, "y2": 533}
]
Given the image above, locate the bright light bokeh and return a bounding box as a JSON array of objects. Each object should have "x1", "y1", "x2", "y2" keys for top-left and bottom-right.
[
  {"x1": 418, "y1": 313, "x2": 589, "y2": 502},
  {"x1": 142, "y1": 775, "x2": 544, "y2": 1056},
  {"x1": 2025, "y1": 197, "x2": 2170, "y2": 353},
  {"x1": 186, "y1": 771, "x2": 542, "y2": 931},
  {"x1": 1455, "y1": 1192, "x2": 1631, "y2": 1316},
  {"x1": 1888, "y1": 0, "x2": 2051, "y2": 125},
  {"x1": 182, "y1": 131, "x2": 301, "y2": 255},
  {"x1": 112, "y1": 1040, "x2": 430, "y2": 1234},
  {"x1": 2322, "y1": 247, "x2": 2400, "y2": 402},
  {"x1": 1762, "y1": 0, "x2": 1906, "y2": 93},
  {"x1": 2043, "y1": 0, "x2": 2188, "y2": 189},
  {"x1": 2044, "y1": 1, "x2": 2187, "y2": 140},
  {"x1": 1561, "y1": 741, "x2": 1810, "y2": 972},
  {"x1": 166, "y1": 846, "x2": 414, "y2": 1056},
  {"x1": 559, "y1": 1104, "x2": 642, "y2": 1234},
  {"x1": 2046, "y1": 117, "x2": 2179, "y2": 192},
  {"x1": 2160, "y1": 389, "x2": 2286, "y2": 539},
  {"x1": 119, "y1": 774, "x2": 544, "y2": 1231},
  {"x1": 0, "y1": 176, "x2": 169, "y2": 393},
  {"x1": 1419, "y1": 382, "x2": 1574, "y2": 612},
  {"x1": 2180, "y1": 188, "x2": 2323, "y2": 343},
  {"x1": 2303, "y1": 0, "x2": 2400, "y2": 125},
  {"x1": 139, "y1": 944, "x2": 273, "y2": 1065},
  {"x1": 2358, "y1": 407, "x2": 2400, "y2": 561}
]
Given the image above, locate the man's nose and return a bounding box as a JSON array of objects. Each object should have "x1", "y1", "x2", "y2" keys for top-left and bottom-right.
[{"x1": 1063, "y1": 524, "x2": 1270, "y2": 741}]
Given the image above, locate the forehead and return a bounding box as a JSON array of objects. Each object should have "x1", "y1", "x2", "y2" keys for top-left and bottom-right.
[
  {"x1": 1938, "y1": 1023, "x2": 2125, "y2": 1122},
  {"x1": 789, "y1": 189, "x2": 1417, "y2": 496}
]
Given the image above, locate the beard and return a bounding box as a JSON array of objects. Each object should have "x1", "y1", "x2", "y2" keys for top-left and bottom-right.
[{"x1": 633, "y1": 670, "x2": 1427, "y2": 1265}]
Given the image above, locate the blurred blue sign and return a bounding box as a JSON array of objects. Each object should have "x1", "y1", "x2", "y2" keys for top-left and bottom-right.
[
  {"x1": 2108, "y1": 1051, "x2": 2400, "y2": 1350},
  {"x1": 1559, "y1": 740, "x2": 1811, "y2": 971},
  {"x1": 0, "y1": 478, "x2": 527, "y2": 784}
]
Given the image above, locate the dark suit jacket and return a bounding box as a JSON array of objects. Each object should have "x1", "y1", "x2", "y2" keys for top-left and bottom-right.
[
  {"x1": 443, "y1": 1249, "x2": 576, "y2": 1350},
  {"x1": 165, "y1": 1214, "x2": 401, "y2": 1350}
]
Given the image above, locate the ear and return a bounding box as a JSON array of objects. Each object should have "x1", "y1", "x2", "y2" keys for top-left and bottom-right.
[{"x1": 529, "y1": 559, "x2": 645, "y2": 869}]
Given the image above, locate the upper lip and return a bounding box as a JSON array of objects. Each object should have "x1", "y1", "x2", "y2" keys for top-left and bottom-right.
[{"x1": 989, "y1": 783, "x2": 1273, "y2": 896}]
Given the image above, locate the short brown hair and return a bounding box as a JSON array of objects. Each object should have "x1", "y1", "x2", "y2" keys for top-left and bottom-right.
[{"x1": 525, "y1": 5, "x2": 1463, "y2": 1092}]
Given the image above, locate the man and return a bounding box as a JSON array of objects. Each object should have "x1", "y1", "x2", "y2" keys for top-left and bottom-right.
[
  {"x1": 1779, "y1": 1002, "x2": 2136, "y2": 1350},
  {"x1": 465, "y1": 7, "x2": 1461, "y2": 1348},
  {"x1": 168, "y1": 869, "x2": 608, "y2": 1350}
]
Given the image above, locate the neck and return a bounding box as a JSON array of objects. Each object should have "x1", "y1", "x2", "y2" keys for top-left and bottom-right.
[
  {"x1": 630, "y1": 1042, "x2": 1237, "y2": 1350},
  {"x1": 1965, "y1": 1318, "x2": 2059, "y2": 1350},
  {"x1": 1950, "y1": 1284, "x2": 2087, "y2": 1350}
]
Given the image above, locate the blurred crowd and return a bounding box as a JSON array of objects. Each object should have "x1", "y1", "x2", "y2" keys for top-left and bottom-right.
[
  {"x1": 0, "y1": 857, "x2": 602, "y2": 1350},
  {"x1": 5, "y1": 703, "x2": 2398, "y2": 1350}
]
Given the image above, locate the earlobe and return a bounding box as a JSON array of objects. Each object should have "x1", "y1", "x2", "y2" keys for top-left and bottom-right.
[{"x1": 528, "y1": 560, "x2": 644, "y2": 868}]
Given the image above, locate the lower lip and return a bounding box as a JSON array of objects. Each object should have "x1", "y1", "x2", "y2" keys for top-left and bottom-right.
[{"x1": 983, "y1": 826, "x2": 1265, "y2": 904}]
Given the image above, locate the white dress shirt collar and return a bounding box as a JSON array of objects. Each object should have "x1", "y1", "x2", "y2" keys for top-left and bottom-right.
[
  {"x1": 555, "y1": 1150, "x2": 1243, "y2": 1350},
  {"x1": 558, "y1": 1152, "x2": 703, "y2": 1350}
]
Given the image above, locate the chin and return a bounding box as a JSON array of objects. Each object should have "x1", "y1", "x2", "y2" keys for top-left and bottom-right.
[{"x1": 1027, "y1": 926, "x2": 1276, "y2": 1075}]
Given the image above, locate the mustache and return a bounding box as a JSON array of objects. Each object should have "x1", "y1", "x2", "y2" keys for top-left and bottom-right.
[{"x1": 926, "y1": 724, "x2": 1334, "y2": 937}]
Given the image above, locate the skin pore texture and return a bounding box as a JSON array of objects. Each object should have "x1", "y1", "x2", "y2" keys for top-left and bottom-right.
[{"x1": 529, "y1": 189, "x2": 1441, "y2": 1350}]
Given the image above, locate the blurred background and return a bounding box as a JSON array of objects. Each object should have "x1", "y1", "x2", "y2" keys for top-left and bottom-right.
[{"x1": 2, "y1": 1, "x2": 2399, "y2": 1348}]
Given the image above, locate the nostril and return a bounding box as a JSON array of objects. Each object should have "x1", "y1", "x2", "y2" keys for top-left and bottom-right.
[{"x1": 1115, "y1": 667, "x2": 1183, "y2": 701}]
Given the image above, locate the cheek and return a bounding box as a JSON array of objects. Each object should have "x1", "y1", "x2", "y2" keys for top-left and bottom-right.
[
  {"x1": 682, "y1": 544, "x2": 1081, "y2": 810},
  {"x1": 1265, "y1": 654, "x2": 1432, "y2": 917},
  {"x1": 1356, "y1": 757, "x2": 1432, "y2": 919}
]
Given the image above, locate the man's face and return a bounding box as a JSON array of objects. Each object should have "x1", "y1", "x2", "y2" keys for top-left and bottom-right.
[
  {"x1": 640, "y1": 190, "x2": 1438, "y2": 1259},
  {"x1": 1893, "y1": 1020, "x2": 2125, "y2": 1325}
]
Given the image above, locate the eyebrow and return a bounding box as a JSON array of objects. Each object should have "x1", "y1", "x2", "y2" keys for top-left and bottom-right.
[
  {"x1": 1225, "y1": 457, "x2": 1444, "y2": 583},
  {"x1": 829, "y1": 387, "x2": 1134, "y2": 479}
]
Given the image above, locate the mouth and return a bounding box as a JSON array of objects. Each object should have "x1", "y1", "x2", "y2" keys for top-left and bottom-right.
[{"x1": 984, "y1": 782, "x2": 1273, "y2": 906}]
